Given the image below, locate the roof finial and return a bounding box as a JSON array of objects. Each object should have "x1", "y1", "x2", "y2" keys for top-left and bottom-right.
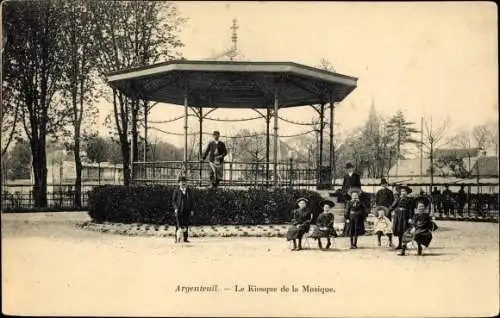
[{"x1": 230, "y1": 18, "x2": 238, "y2": 60}]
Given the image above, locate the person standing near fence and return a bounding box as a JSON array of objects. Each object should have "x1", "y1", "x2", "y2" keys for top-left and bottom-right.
[
  {"x1": 202, "y1": 131, "x2": 227, "y2": 188},
  {"x1": 342, "y1": 162, "x2": 362, "y2": 195},
  {"x1": 457, "y1": 185, "x2": 467, "y2": 217},
  {"x1": 431, "y1": 187, "x2": 441, "y2": 215},
  {"x1": 172, "y1": 176, "x2": 195, "y2": 243},
  {"x1": 342, "y1": 162, "x2": 362, "y2": 206},
  {"x1": 375, "y1": 178, "x2": 394, "y2": 219},
  {"x1": 442, "y1": 185, "x2": 453, "y2": 216}
]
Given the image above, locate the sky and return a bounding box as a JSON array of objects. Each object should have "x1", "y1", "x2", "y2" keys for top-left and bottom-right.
[{"x1": 97, "y1": 1, "x2": 498, "y2": 149}]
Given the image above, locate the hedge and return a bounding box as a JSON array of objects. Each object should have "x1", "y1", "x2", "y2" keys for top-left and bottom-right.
[{"x1": 88, "y1": 185, "x2": 324, "y2": 225}]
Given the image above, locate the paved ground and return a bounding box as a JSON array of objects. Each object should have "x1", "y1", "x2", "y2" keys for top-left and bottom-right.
[{"x1": 2, "y1": 212, "x2": 499, "y2": 317}]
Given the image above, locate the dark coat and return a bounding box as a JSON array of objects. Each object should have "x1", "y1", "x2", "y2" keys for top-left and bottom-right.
[
  {"x1": 412, "y1": 212, "x2": 434, "y2": 247},
  {"x1": 286, "y1": 207, "x2": 313, "y2": 241},
  {"x1": 343, "y1": 200, "x2": 367, "y2": 236},
  {"x1": 342, "y1": 172, "x2": 361, "y2": 194},
  {"x1": 390, "y1": 196, "x2": 414, "y2": 236},
  {"x1": 310, "y1": 212, "x2": 336, "y2": 238},
  {"x1": 442, "y1": 189, "x2": 453, "y2": 205},
  {"x1": 431, "y1": 190, "x2": 441, "y2": 203},
  {"x1": 203, "y1": 140, "x2": 227, "y2": 163},
  {"x1": 457, "y1": 189, "x2": 467, "y2": 205},
  {"x1": 172, "y1": 187, "x2": 195, "y2": 227},
  {"x1": 375, "y1": 187, "x2": 395, "y2": 208}
]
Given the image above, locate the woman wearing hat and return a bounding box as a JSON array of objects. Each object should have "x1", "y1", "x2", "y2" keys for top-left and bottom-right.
[
  {"x1": 286, "y1": 197, "x2": 313, "y2": 251},
  {"x1": 172, "y1": 175, "x2": 196, "y2": 243},
  {"x1": 310, "y1": 199, "x2": 337, "y2": 250},
  {"x1": 399, "y1": 198, "x2": 437, "y2": 256},
  {"x1": 343, "y1": 188, "x2": 368, "y2": 249},
  {"x1": 389, "y1": 184, "x2": 415, "y2": 250}
]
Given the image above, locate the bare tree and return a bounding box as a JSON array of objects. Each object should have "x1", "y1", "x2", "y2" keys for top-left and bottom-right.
[
  {"x1": 90, "y1": 1, "x2": 184, "y2": 186},
  {"x1": 422, "y1": 116, "x2": 450, "y2": 188},
  {"x1": 1, "y1": 85, "x2": 21, "y2": 157},
  {"x1": 452, "y1": 129, "x2": 472, "y2": 149},
  {"x1": 472, "y1": 124, "x2": 493, "y2": 153},
  {"x1": 59, "y1": 0, "x2": 99, "y2": 207}
]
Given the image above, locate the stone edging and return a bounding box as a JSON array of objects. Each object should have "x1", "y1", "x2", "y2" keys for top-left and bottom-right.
[{"x1": 77, "y1": 222, "x2": 352, "y2": 238}]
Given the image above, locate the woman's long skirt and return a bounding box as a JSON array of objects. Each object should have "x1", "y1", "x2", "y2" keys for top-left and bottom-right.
[
  {"x1": 392, "y1": 208, "x2": 410, "y2": 236},
  {"x1": 286, "y1": 223, "x2": 310, "y2": 241},
  {"x1": 414, "y1": 229, "x2": 433, "y2": 247},
  {"x1": 310, "y1": 225, "x2": 337, "y2": 239}
]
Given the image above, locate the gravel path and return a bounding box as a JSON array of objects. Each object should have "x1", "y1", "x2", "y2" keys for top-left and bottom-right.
[{"x1": 2, "y1": 212, "x2": 499, "y2": 317}]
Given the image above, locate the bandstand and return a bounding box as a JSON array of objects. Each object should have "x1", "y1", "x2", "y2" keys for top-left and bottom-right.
[{"x1": 106, "y1": 60, "x2": 357, "y2": 188}]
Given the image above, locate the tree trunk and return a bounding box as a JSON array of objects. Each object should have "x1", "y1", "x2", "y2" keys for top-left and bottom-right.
[
  {"x1": 114, "y1": 91, "x2": 131, "y2": 186},
  {"x1": 430, "y1": 143, "x2": 434, "y2": 190},
  {"x1": 31, "y1": 140, "x2": 48, "y2": 208},
  {"x1": 121, "y1": 136, "x2": 131, "y2": 187},
  {"x1": 319, "y1": 104, "x2": 324, "y2": 168},
  {"x1": 265, "y1": 108, "x2": 270, "y2": 186},
  {"x1": 73, "y1": 133, "x2": 82, "y2": 207},
  {"x1": 131, "y1": 99, "x2": 139, "y2": 163}
]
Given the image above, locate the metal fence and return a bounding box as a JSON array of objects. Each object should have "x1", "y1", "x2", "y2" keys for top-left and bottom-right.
[
  {"x1": 1, "y1": 159, "x2": 498, "y2": 220},
  {"x1": 1, "y1": 183, "x2": 117, "y2": 211},
  {"x1": 132, "y1": 159, "x2": 328, "y2": 189}
]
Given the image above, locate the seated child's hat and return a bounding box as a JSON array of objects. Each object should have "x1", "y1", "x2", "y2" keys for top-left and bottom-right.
[
  {"x1": 321, "y1": 199, "x2": 335, "y2": 208},
  {"x1": 374, "y1": 205, "x2": 390, "y2": 216}
]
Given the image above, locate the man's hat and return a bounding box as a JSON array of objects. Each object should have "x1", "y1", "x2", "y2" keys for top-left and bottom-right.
[
  {"x1": 380, "y1": 178, "x2": 388, "y2": 185},
  {"x1": 295, "y1": 197, "x2": 309, "y2": 204},
  {"x1": 177, "y1": 175, "x2": 187, "y2": 182},
  {"x1": 213, "y1": 130, "x2": 220, "y2": 135},
  {"x1": 321, "y1": 199, "x2": 335, "y2": 208},
  {"x1": 345, "y1": 162, "x2": 354, "y2": 169},
  {"x1": 398, "y1": 184, "x2": 412, "y2": 194}
]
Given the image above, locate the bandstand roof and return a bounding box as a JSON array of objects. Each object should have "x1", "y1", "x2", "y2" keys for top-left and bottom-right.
[{"x1": 106, "y1": 60, "x2": 357, "y2": 108}]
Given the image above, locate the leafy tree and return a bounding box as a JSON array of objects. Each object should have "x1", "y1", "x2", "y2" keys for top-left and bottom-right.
[
  {"x1": 85, "y1": 136, "x2": 110, "y2": 164},
  {"x1": 4, "y1": 0, "x2": 71, "y2": 207},
  {"x1": 6, "y1": 138, "x2": 32, "y2": 180},
  {"x1": 385, "y1": 110, "x2": 420, "y2": 176}
]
